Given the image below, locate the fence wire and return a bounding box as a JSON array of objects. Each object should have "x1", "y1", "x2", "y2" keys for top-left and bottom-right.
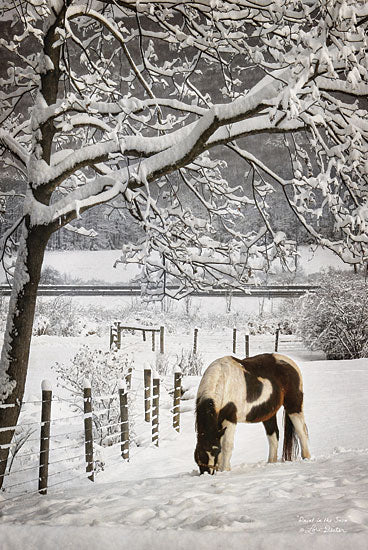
[{"x1": 1, "y1": 328, "x2": 304, "y2": 499}]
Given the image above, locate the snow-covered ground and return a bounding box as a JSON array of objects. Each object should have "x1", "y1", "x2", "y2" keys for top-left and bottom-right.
[{"x1": 0, "y1": 330, "x2": 367, "y2": 549}]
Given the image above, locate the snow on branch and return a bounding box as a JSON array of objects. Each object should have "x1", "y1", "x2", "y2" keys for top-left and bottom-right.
[
  {"x1": 27, "y1": 175, "x2": 127, "y2": 227},
  {"x1": 63, "y1": 224, "x2": 98, "y2": 238},
  {"x1": 1, "y1": 0, "x2": 368, "y2": 276},
  {"x1": 134, "y1": 67, "x2": 291, "y2": 184},
  {"x1": 0, "y1": 131, "x2": 30, "y2": 166},
  {"x1": 29, "y1": 140, "x2": 118, "y2": 187}
]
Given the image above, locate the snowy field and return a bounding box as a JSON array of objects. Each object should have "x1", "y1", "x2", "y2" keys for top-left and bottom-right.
[
  {"x1": 0, "y1": 245, "x2": 352, "y2": 285},
  {"x1": 0, "y1": 328, "x2": 367, "y2": 549},
  {"x1": 0, "y1": 247, "x2": 366, "y2": 549}
]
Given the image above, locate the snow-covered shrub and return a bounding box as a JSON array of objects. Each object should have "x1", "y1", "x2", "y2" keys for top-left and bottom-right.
[
  {"x1": 40, "y1": 265, "x2": 86, "y2": 285},
  {"x1": 178, "y1": 349, "x2": 205, "y2": 376},
  {"x1": 201, "y1": 310, "x2": 285, "y2": 335},
  {"x1": 40, "y1": 265, "x2": 65, "y2": 285},
  {"x1": 34, "y1": 296, "x2": 83, "y2": 336},
  {"x1": 52, "y1": 346, "x2": 135, "y2": 446},
  {"x1": 275, "y1": 298, "x2": 301, "y2": 335},
  {"x1": 33, "y1": 296, "x2": 105, "y2": 336},
  {"x1": 153, "y1": 352, "x2": 173, "y2": 376},
  {"x1": 297, "y1": 272, "x2": 368, "y2": 360}
]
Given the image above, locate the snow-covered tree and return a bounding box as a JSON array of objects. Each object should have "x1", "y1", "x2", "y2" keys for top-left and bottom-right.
[
  {"x1": 297, "y1": 270, "x2": 368, "y2": 359},
  {"x1": 0, "y1": 0, "x2": 367, "y2": 486}
]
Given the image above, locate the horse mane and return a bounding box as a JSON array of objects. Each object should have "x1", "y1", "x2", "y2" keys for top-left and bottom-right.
[{"x1": 195, "y1": 397, "x2": 219, "y2": 443}]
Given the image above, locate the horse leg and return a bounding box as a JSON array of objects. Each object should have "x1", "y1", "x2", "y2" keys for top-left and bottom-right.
[
  {"x1": 288, "y1": 412, "x2": 311, "y2": 459},
  {"x1": 217, "y1": 420, "x2": 237, "y2": 471},
  {"x1": 263, "y1": 415, "x2": 279, "y2": 463}
]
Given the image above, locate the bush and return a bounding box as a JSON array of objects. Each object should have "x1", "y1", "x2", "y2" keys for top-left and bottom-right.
[
  {"x1": 151, "y1": 349, "x2": 205, "y2": 377},
  {"x1": 178, "y1": 349, "x2": 205, "y2": 376},
  {"x1": 40, "y1": 265, "x2": 65, "y2": 285},
  {"x1": 297, "y1": 271, "x2": 368, "y2": 359},
  {"x1": 52, "y1": 345, "x2": 135, "y2": 446},
  {"x1": 153, "y1": 352, "x2": 173, "y2": 376},
  {"x1": 33, "y1": 296, "x2": 121, "y2": 337},
  {"x1": 34, "y1": 296, "x2": 90, "y2": 336}
]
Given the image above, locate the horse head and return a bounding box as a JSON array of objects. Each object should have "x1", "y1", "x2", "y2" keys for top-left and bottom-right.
[{"x1": 194, "y1": 426, "x2": 226, "y2": 474}]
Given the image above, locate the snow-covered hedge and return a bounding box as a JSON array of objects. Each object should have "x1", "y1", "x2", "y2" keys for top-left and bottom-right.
[{"x1": 297, "y1": 272, "x2": 368, "y2": 360}]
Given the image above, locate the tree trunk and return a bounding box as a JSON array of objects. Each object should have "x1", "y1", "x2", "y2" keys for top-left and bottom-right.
[{"x1": 0, "y1": 218, "x2": 51, "y2": 488}]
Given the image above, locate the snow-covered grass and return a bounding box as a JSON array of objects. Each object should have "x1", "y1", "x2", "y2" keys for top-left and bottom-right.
[{"x1": 0, "y1": 327, "x2": 367, "y2": 549}]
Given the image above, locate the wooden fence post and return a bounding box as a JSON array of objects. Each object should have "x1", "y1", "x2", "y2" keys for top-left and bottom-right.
[
  {"x1": 173, "y1": 370, "x2": 182, "y2": 433},
  {"x1": 110, "y1": 322, "x2": 117, "y2": 348},
  {"x1": 119, "y1": 382, "x2": 129, "y2": 461},
  {"x1": 152, "y1": 377, "x2": 160, "y2": 447},
  {"x1": 142, "y1": 329, "x2": 146, "y2": 342},
  {"x1": 193, "y1": 327, "x2": 198, "y2": 354},
  {"x1": 83, "y1": 380, "x2": 94, "y2": 482},
  {"x1": 245, "y1": 333, "x2": 250, "y2": 358},
  {"x1": 232, "y1": 327, "x2": 237, "y2": 354},
  {"x1": 117, "y1": 322, "x2": 122, "y2": 349},
  {"x1": 125, "y1": 366, "x2": 133, "y2": 391},
  {"x1": 160, "y1": 326, "x2": 165, "y2": 354},
  {"x1": 152, "y1": 330, "x2": 156, "y2": 352},
  {"x1": 38, "y1": 381, "x2": 52, "y2": 495},
  {"x1": 275, "y1": 326, "x2": 280, "y2": 352},
  {"x1": 144, "y1": 368, "x2": 152, "y2": 422}
]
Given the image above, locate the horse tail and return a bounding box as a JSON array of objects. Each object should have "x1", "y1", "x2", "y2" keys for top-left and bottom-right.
[
  {"x1": 195, "y1": 397, "x2": 218, "y2": 440},
  {"x1": 282, "y1": 411, "x2": 299, "y2": 461}
]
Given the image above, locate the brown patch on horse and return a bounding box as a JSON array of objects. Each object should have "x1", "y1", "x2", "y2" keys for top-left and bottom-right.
[
  {"x1": 195, "y1": 397, "x2": 218, "y2": 442},
  {"x1": 195, "y1": 397, "x2": 218, "y2": 474},
  {"x1": 245, "y1": 378, "x2": 283, "y2": 423},
  {"x1": 234, "y1": 354, "x2": 304, "y2": 415},
  {"x1": 195, "y1": 398, "x2": 237, "y2": 474},
  {"x1": 276, "y1": 360, "x2": 303, "y2": 414},
  {"x1": 243, "y1": 371, "x2": 263, "y2": 402},
  {"x1": 218, "y1": 402, "x2": 237, "y2": 425},
  {"x1": 263, "y1": 414, "x2": 279, "y2": 439}
]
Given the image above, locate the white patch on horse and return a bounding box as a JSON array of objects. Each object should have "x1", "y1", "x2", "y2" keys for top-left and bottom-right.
[
  {"x1": 247, "y1": 376, "x2": 272, "y2": 405},
  {"x1": 267, "y1": 432, "x2": 278, "y2": 463},
  {"x1": 241, "y1": 376, "x2": 273, "y2": 421},
  {"x1": 206, "y1": 452, "x2": 215, "y2": 469},
  {"x1": 218, "y1": 420, "x2": 236, "y2": 471},
  {"x1": 289, "y1": 412, "x2": 311, "y2": 459},
  {"x1": 197, "y1": 356, "x2": 247, "y2": 411}
]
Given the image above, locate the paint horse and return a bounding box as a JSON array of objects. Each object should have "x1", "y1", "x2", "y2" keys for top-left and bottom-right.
[{"x1": 194, "y1": 353, "x2": 310, "y2": 474}]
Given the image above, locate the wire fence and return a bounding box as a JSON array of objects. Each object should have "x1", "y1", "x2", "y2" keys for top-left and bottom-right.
[
  {"x1": 0, "y1": 325, "x2": 305, "y2": 502},
  {"x1": 0, "y1": 366, "x2": 183, "y2": 502},
  {"x1": 111, "y1": 322, "x2": 305, "y2": 356}
]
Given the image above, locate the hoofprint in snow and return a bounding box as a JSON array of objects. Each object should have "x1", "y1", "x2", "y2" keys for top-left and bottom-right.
[{"x1": 0, "y1": 331, "x2": 367, "y2": 549}]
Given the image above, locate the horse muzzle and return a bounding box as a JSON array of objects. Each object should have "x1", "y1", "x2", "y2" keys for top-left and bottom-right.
[{"x1": 198, "y1": 462, "x2": 218, "y2": 475}]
